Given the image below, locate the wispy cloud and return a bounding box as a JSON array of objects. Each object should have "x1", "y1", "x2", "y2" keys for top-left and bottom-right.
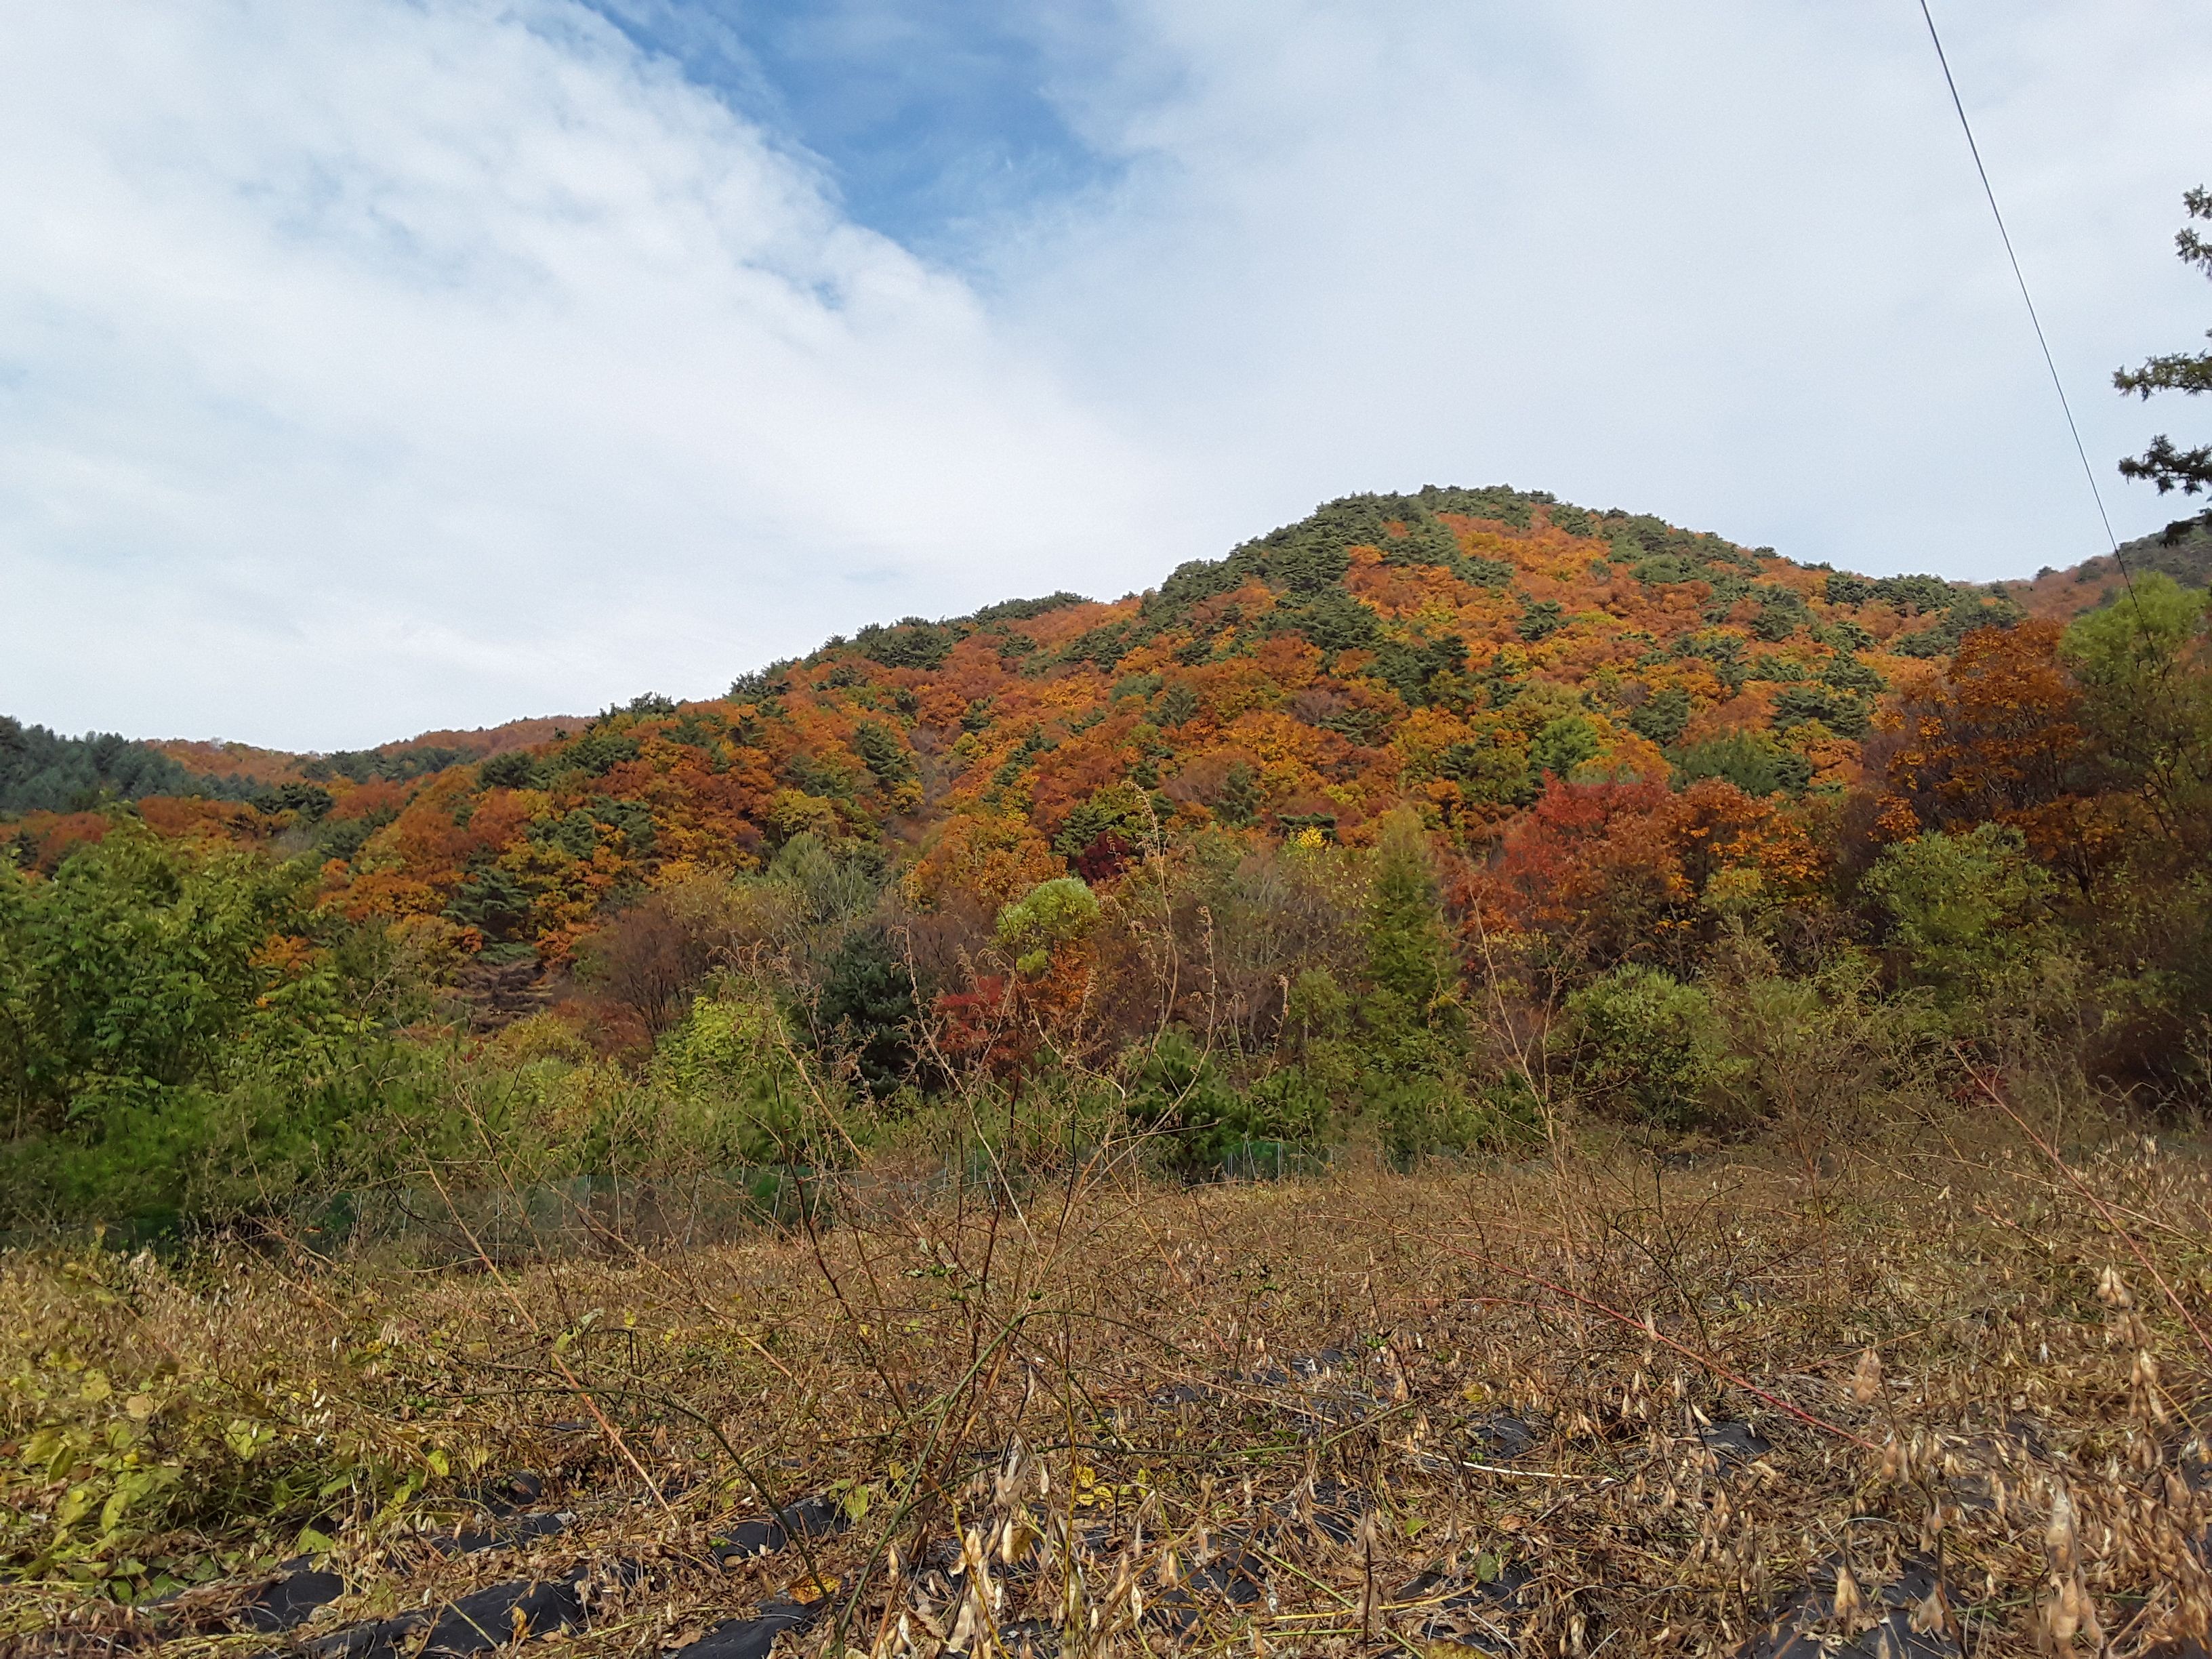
[{"x1": 0, "y1": 0, "x2": 1169, "y2": 745}]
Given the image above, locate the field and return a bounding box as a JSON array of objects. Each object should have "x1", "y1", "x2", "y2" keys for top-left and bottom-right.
[{"x1": 5, "y1": 1101, "x2": 2209, "y2": 1659}]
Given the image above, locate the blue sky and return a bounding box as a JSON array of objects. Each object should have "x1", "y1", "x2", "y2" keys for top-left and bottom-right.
[
  {"x1": 3, "y1": 1, "x2": 2210, "y2": 747},
  {"x1": 577, "y1": 0, "x2": 1120, "y2": 258}
]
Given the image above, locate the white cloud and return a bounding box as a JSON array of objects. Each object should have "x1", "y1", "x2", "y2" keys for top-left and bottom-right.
[
  {"x1": 1001, "y1": 0, "x2": 2212, "y2": 579},
  {"x1": 0, "y1": 0, "x2": 1170, "y2": 747},
  {"x1": 3, "y1": 0, "x2": 2210, "y2": 747}
]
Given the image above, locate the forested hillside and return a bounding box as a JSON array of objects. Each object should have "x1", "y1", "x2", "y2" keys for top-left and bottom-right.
[
  {"x1": 3, "y1": 485, "x2": 2036, "y2": 896},
  {"x1": 3, "y1": 484, "x2": 2207, "y2": 1232},
  {"x1": 0, "y1": 718, "x2": 255, "y2": 817}
]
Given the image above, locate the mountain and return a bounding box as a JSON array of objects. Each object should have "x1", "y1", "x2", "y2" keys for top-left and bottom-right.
[
  {"x1": 6, "y1": 479, "x2": 2210, "y2": 1243},
  {"x1": 0, "y1": 483, "x2": 2135, "y2": 964}
]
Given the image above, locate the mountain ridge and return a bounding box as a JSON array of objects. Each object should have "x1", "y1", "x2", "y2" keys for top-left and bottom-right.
[
  {"x1": 5, "y1": 486, "x2": 2203, "y2": 973},
  {"x1": 21, "y1": 489, "x2": 2199, "y2": 775}
]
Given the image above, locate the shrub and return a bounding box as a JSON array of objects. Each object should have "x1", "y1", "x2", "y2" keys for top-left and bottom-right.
[
  {"x1": 1125, "y1": 1031, "x2": 1332, "y2": 1171},
  {"x1": 4, "y1": 827, "x2": 346, "y2": 1132},
  {"x1": 1863, "y1": 825, "x2": 2051, "y2": 1002},
  {"x1": 1124, "y1": 1029, "x2": 1244, "y2": 1168},
  {"x1": 575, "y1": 878, "x2": 747, "y2": 1040},
  {"x1": 2060, "y1": 572, "x2": 2212, "y2": 857},
  {"x1": 813, "y1": 926, "x2": 920, "y2": 1096},
  {"x1": 1564, "y1": 965, "x2": 1740, "y2": 1129},
  {"x1": 996, "y1": 878, "x2": 1101, "y2": 975},
  {"x1": 0, "y1": 826, "x2": 401, "y2": 1232},
  {"x1": 1363, "y1": 813, "x2": 1458, "y2": 1040},
  {"x1": 652, "y1": 994, "x2": 823, "y2": 1167}
]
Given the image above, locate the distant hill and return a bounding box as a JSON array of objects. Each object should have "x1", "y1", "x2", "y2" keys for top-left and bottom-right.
[
  {"x1": 0, "y1": 718, "x2": 258, "y2": 817},
  {"x1": 3, "y1": 716, "x2": 583, "y2": 817},
  {"x1": 147, "y1": 717, "x2": 584, "y2": 788},
  {"x1": 2011, "y1": 518, "x2": 2212, "y2": 622},
  {"x1": 1, "y1": 483, "x2": 2175, "y2": 964}
]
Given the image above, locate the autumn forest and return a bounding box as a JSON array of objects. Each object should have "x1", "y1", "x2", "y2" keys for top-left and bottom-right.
[{"x1": 4, "y1": 484, "x2": 2209, "y2": 1236}]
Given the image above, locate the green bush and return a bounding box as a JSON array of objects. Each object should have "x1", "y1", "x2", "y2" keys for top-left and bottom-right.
[
  {"x1": 813, "y1": 926, "x2": 920, "y2": 1096},
  {"x1": 1864, "y1": 825, "x2": 2051, "y2": 1004},
  {"x1": 4, "y1": 828, "x2": 342, "y2": 1116},
  {"x1": 1125, "y1": 1031, "x2": 1330, "y2": 1172},
  {"x1": 1564, "y1": 965, "x2": 1741, "y2": 1129},
  {"x1": 996, "y1": 877, "x2": 1101, "y2": 975},
  {"x1": 1124, "y1": 1029, "x2": 1244, "y2": 1169},
  {"x1": 652, "y1": 993, "x2": 828, "y2": 1168},
  {"x1": 2060, "y1": 573, "x2": 2212, "y2": 851},
  {"x1": 1363, "y1": 813, "x2": 1458, "y2": 1038}
]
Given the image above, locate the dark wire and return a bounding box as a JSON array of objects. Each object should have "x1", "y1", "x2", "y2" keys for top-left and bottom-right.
[{"x1": 1916, "y1": 0, "x2": 2143, "y2": 603}]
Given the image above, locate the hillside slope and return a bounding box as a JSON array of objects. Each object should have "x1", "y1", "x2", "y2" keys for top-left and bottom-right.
[{"x1": 0, "y1": 483, "x2": 2104, "y2": 964}]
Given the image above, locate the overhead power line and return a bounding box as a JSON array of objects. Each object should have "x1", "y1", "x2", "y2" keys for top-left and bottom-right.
[{"x1": 1915, "y1": 0, "x2": 2144, "y2": 602}]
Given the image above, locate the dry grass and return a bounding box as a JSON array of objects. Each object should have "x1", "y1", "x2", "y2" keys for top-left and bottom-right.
[{"x1": 3, "y1": 1113, "x2": 2210, "y2": 1658}]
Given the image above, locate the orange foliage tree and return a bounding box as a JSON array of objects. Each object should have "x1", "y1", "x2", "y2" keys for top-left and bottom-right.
[
  {"x1": 1875, "y1": 621, "x2": 2121, "y2": 890},
  {"x1": 1469, "y1": 777, "x2": 1822, "y2": 982}
]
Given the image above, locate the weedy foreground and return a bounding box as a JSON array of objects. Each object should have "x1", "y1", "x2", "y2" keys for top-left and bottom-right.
[{"x1": 3, "y1": 1120, "x2": 2209, "y2": 1659}]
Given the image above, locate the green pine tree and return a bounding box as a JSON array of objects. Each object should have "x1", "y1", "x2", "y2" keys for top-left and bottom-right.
[
  {"x1": 1217, "y1": 762, "x2": 1261, "y2": 827},
  {"x1": 1361, "y1": 809, "x2": 1461, "y2": 1046}
]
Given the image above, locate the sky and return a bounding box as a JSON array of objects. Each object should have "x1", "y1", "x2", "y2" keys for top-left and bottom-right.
[{"x1": 3, "y1": 1, "x2": 2210, "y2": 750}]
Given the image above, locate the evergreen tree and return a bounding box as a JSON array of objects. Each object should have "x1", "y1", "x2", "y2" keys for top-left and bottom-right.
[
  {"x1": 1217, "y1": 762, "x2": 1261, "y2": 827},
  {"x1": 814, "y1": 926, "x2": 920, "y2": 1097},
  {"x1": 2116, "y1": 186, "x2": 2212, "y2": 535},
  {"x1": 1362, "y1": 810, "x2": 1459, "y2": 1042}
]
